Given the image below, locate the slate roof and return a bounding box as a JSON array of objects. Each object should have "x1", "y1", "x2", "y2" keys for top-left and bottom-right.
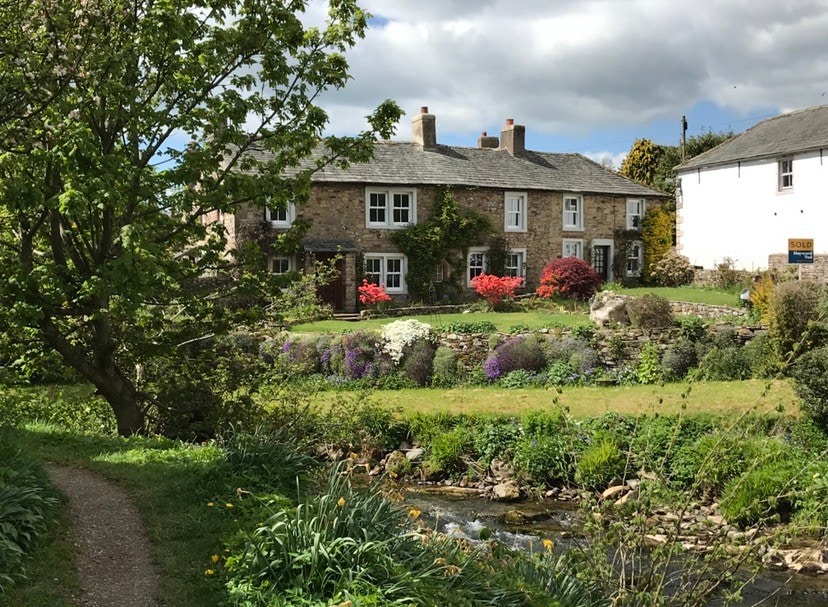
[
  {"x1": 676, "y1": 105, "x2": 828, "y2": 171},
  {"x1": 267, "y1": 142, "x2": 666, "y2": 197}
]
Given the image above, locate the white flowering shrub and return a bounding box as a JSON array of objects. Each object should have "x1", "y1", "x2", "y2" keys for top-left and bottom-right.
[
  {"x1": 650, "y1": 251, "x2": 694, "y2": 287},
  {"x1": 381, "y1": 319, "x2": 434, "y2": 364}
]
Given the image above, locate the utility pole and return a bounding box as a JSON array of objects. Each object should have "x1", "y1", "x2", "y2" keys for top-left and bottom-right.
[{"x1": 681, "y1": 115, "x2": 688, "y2": 161}]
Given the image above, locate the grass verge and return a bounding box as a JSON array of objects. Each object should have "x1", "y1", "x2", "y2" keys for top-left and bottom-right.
[{"x1": 311, "y1": 380, "x2": 797, "y2": 418}]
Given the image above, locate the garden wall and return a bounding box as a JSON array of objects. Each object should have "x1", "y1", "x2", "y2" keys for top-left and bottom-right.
[
  {"x1": 439, "y1": 324, "x2": 764, "y2": 373},
  {"x1": 768, "y1": 253, "x2": 828, "y2": 283}
]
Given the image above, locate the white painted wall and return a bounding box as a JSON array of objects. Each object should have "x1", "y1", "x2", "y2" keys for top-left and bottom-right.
[{"x1": 676, "y1": 150, "x2": 828, "y2": 270}]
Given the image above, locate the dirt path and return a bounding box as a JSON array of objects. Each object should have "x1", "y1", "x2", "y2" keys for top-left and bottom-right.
[{"x1": 47, "y1": 465, "x2": 162, "y2": 607}]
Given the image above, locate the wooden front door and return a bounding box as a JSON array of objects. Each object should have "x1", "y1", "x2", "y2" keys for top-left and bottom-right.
[
  {"x1": 315, "y1": 253, "x2": 345, "y2": 311},
  {"x1": 593, "y1": 245, "x2": 611, "y2": 282}
]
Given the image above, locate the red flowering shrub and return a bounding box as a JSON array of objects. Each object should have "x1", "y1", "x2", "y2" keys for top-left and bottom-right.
[
  {"x1": 536, "y1": 257, "x2": 602, "y2": 300},
  {"x1": 358, "y1": 279, "x2": 392, "y2": 306},
  {"x1": 470, "y1": 273, "x2": 524, "y2": 305}
]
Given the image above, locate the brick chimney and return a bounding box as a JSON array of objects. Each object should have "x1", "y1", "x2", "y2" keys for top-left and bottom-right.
[
  {"x1": 477, "y1": 131, "x2": 499, "y2": 149},
  {"x1": 412, "y1": 106, "x2": 437, "y2": 148},
  {"x1": 500, "y1": 118, "x2": 525, "y2": 156}
]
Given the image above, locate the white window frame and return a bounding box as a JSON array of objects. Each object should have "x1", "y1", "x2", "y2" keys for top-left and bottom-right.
[
  {"x1": 365, "y1": 187, "x2": 417, "y2": 229},
  {"x1": 563, "y1": 194, "x2": 584, "y2": 231},
  {"x1": 265, "y1": 202, "x2": 295, "y2": 228},
  {"x1": 504, "y1": 191, "x2": 527, "y2": 232},
  {"x1": 778, "y1": 158, "x2": 793, "y2": 192},
  {"x1": 436, "y1": 263, "x2": 448, "y2": 282},
  {"x1": 363, "y1": 253, "x2": 407, "y2": 294},
  {"x1": 626, "y1": 240, "x2": 644, "y2": 277},
  {"x1": 626, "y1": 198, "x2": 645, "y2": 229},
  {"x1": 269, "y1": 255, "x2": 294, "y2": 275},
  {"x1": 505, "y1": 248, "x2": 526, "y2": 278},
  {"x1": 562, "y1": 239, "x2": 584, "y2": 259},
  {"x1": 467, "y1": 247, "x2": 488, "y2": 286}
]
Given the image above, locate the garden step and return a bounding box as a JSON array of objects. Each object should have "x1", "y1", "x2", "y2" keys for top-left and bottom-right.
[{"x1": 332, "y1": 313, "x2": 362, "y2": 322}]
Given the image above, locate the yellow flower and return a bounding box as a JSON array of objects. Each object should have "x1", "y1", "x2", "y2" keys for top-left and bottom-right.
[
  {"x1": 204, "y1": 569, "x2": 215, "y2": 576},
  {"x1": 211, "y1": 554, "x2": 220, "y2": 563},
  {"x1": 444, "y1": 565, "x2": 462, "y2": 577},
  {"x1": 225, "y1": 503, "x2": 233, "y2": 509},
  {"x1": 207, "y1": 502, "x2": 215, "y2": 507},
  {"x1": 337, "y1": 497, "x2": 346, "y2": 507},
  {"x1": 408, "y1": 508, "x2": 421, "y2": 520},
  {"x1": 542, "y1": 539, "x2": 554, "y2": 552}
]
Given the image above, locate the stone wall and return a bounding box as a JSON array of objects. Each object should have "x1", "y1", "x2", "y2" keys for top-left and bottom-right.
[
  {"x1": 438, "y1": 323, "x2": 764, "y2": 373},
  {"x1": 768, "y1": 254, "x2": 828, "y2": 283}
]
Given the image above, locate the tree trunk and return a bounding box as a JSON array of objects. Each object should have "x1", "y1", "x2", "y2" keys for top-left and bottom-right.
[{"x1": 94, "y1": 369, "x2": 145, "y2": 436}]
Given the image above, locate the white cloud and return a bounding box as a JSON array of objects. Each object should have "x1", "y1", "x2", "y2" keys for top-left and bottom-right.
[{"x1": 320, "y1": 0, "x2": 828, "y2": 144}]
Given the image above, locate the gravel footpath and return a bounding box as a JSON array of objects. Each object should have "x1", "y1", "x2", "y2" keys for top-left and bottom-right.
[{"x1": 47, "y1": 465, "x2": 162, "y2": 607}]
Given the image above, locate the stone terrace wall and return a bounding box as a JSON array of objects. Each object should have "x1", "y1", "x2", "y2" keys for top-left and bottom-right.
[
  {"x1": 768, "y1": 254, "x2": 828, "y2": 283},
  {"x1": 438, "y1": 324, "x2": 764, "y2": 373}
]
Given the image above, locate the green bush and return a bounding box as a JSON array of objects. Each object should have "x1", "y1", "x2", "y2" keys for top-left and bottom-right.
[
  {"x1": 767, "y1": 280, "x2": 827, "y2": 359},
  {"x1": 499, "y1": 369, "x2": 538, "y2": 389},
  {"x1": 0, "y1": 389, "x2": 115, "y2": 435},
  {"x1": 0, "y1": 438, "x2": 58, "y2": 594},
  {"x1": 792, "y1": 461, "x2": 828, "y2": 532},
  {"x1": 631, "y1": 414, "x2": 716, "y2": 474},
  {"x1": 742, "y1": 333, "x2": 781, "y2": 379},
  {"x1": 790, "y1": 346, "x2": 828, "y2": 430},
  {"x1": 698, "y1": 347, "x2": 751, "y2": 381},
  {"x1": 427, "y1": 427, "x2": 473, "y2": 474},
  {"x1": 513, "y1": 434, "x2": 577, "y2": 485},
  {"x1": 626, "y1": 294, "x2": 674, "y2": 329},
  {"x1": 677, "y1": 316, "x2": 706, "y2": 342},
  {"x1": 442, "y1": 320, "x2": 497, "y2": 335},
  {"x1": 635, "y1": 342, "x2": 663, "y2": 385},
  {"x1": 649, "y1": 251, "x2": 694, "y2": 287},
  {"x1": 472, "y1": 419, "x2": 521, "y2": 464},
  {"x1": 575, "y1": 439, "x2": 626, "y2": 491},
  {"x1": 431, "y1": 347, "x2": 461, "y2": 387},
  {"x1": 661, "y1": 339, "x2": 700, "y2": 380},
  {"x1": 720, "y1": 457, "x2": 804, "y2": 528},
  {"x1": 521, "y1": 409, "x2": 568, "y2": 437}
]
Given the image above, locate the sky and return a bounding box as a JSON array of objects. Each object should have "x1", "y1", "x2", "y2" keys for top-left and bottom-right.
[{"x1": 313, "y1": 0, "x2": 828, "y2": 168}]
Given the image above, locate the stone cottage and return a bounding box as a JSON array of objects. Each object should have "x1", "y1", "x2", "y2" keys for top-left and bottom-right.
[{"x1": 211, "y1": 107, "x2": 669, "y2": 312}]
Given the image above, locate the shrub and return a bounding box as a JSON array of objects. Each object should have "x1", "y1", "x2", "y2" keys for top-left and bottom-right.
[
  {"x1": 483, "y1": 335, "x2": 546, "y2": 380},
  {"x1": 443, "y1": 320, "x2": 497, "y2": 334},
  {"x1": 381, "y1": 319, "x2": 434, "y2": 364},
  {"x1": 221, "y1": 426, "x2": 316, "y2": 492},
  {"x1": 640, "y1": 205, "x2": 675, "y2": 280},
  {"x1": 698, "y1": 347, "x2": 751, "y2": 381},
  {"x1": 649, "y1": 251, "x2": 694, "y2": 287},
  {"x1": 473, "y1": 419, "x2": 521, "y2": 464},
  {"x1": 358, "y1": 278, "x2": 392, "y2": 307},
  {"x1": 499, "y1": 369, "x2": 537, "y2": 388},
  {"x1": 742, "y1": 333, "x2": 781, "y2": 379},
  {"x1": 626, "y1": 294, "x2": 673, "y2": 329},
  {"x1": 677, "y1": 316, "x2": 706, "y2": 342},
  {"x1": 749, "y1": 272, "x2": 775, "y2": 324},
  {"x1": 401, "y1": 339, "x2": 436, "y2": 386},
  {"x1": 631, "y1": 414, "x2": 716, "y2": 474},
  {"x1": 661, "y1": 339, "x2": 699, "y2": 380},
  {"x1": 767, "y1": 280, "x2": 828, "y2": 359},
  {"x1": 427, "y1": 427, "x2": 473, "y2": 474},
  {"x1": 790, "y1": 346, "x2": 828, "y2": 430},
  {"x1": 431, "y1": 347, "x2": 461, "y2": 387},
  {"x1": 341, "y1": 332, "x2": 387, "y2": 381},
  {"x1": 544, "y1": 361, "x2": 580, "y2": 386},
  {"x1": 279, "y1": 336, "x2": 320, "y2": 373},
  {"x1": 536, "y1": 257, "x2": 602, "y2": 301},
  {"x1": 514, "y1": 434, "x2": 577, "y2": 485},
  {"x1": 720, "y1": 458, "x2": 803, "y2": 528},
  {"x1": 575, "y1": 439, "x2": 626, "y2": 491},
  {"x1": 470, "y1": 273, "x2": 524, "y2": 306},
  {"x1": 635, "y1": 342, "x2": 662, "y2": 385}
]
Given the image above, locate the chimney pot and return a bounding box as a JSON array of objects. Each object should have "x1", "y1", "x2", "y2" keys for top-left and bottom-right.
[
  {"x1": 420, "y1": 106, "x2": 429, "y2": 114},
  {"x1": 506, "y1": 118, "x2": 514, "y2": 126},
  {"x1": 482, "y1": 131, "x2": 487, "y2": 136}
]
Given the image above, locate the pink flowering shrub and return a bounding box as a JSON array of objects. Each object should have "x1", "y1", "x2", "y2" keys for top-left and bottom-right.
[
  {"x1": 536, "y1": 258, "x2": 602, "y2": 301},
  {"x1": 359, "y1": 279, "x2": 392, "y2": 308},
  {"x1": 470, "y1": 273, "x2": 524, "y2": 305}
]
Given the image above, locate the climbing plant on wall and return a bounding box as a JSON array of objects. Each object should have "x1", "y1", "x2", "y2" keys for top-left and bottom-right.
[
  {"x1": 641, "y1": 205, "x2": 675, "y2": 281},
  {"x1": 391, "y1": 186, "x2": 491, "y2": 303}
]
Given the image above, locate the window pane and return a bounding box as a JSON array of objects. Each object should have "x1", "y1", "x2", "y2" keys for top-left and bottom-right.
[
  {"x1": 392, "y1": 193, "x2": 410, "y2": 224},
  {"x1": 469, "y1": 252, "x2": 486, "y2": 280},
  {"x1": 271, "y1": 258, "x2": 290, "y2": 274},
  {"x1": 365, "y1": 258, "x2": 382, "y2": 284},
  {"x1": 386, "y1": 258, "x2": 402, "y2": 288},
  {"x1": 369, "y1": 193, "x2": 386, "y2": 223}
]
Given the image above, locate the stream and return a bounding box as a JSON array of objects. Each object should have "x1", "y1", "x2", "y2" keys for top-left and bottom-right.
[{"x1": 404, "y1": 489, "x2": 828, "y2": 607}]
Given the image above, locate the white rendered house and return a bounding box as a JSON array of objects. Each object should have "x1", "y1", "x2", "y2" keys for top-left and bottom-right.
[{"x1": 675, "y1": 105, "x2": 828, "y2": 271}]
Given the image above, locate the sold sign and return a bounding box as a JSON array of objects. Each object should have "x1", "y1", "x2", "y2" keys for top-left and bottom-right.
[{"x1": 788, "y1": 238, "x2": 814, "y2": 263}]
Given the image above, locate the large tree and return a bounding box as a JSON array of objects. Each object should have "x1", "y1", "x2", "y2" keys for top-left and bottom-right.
[{"x1": 0, "y1": 0, "x2": 401, "y2": 435}]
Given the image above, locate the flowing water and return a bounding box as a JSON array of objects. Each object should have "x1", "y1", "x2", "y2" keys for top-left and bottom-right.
[{"x1": 405, "y1": 489, "x2": 828, "y2": 607}]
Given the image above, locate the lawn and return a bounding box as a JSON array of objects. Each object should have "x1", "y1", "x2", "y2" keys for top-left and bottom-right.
[
  {"x1": 291, "y1": 286, "x2": 743, "y2": 334},
  {"x1": 312, "y1": 380, "x2": 797, "y2": 419},
  {"x1": 291, "y1": 309, "x2": 590, "y2": 334}
]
